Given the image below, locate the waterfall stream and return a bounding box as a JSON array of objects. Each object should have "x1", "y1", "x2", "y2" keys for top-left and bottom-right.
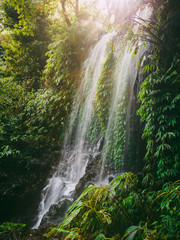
[
  {"x1": 33, "y1": 32, "x2": 115, "y2": 229},
  {"x1": 99, "y1": 5, "x2": 152, "y2": 181},
  {"x1": 33, "y1": 5, "x2": 152, "y2": 229}
]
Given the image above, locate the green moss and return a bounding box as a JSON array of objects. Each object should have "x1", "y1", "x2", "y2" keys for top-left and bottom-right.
[
  {"x1": 103, "y1": 94, "x2": 128, "y2": 171},
  {"x1": 96, "y1": 49, "x2": 115, "y2": 133}
]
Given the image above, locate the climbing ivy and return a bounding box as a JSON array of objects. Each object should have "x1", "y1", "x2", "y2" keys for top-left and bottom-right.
[
  {"x1": 87, "y1": 111, "x2": 102, "y2": 144},
  {"x1": 102, "y1": 88, "x2": 129, "y2": 171},
  {"x1": 138, "y1": 56, "x2": 180, "y2": 186},
  {"x1": 96, "y1": 48, "x2": 115, "y2": 133}
]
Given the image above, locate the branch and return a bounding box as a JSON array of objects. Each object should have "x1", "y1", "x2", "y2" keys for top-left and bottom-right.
[
  {"x1": 150, "y1": 190, "x2": 180, "y2": 208},
  {"x1": 68, "y1": 0, "x2": 79, "y2": 17},
  {"x1": 68, "y1": 0, "x2": 75, "y2": 9},
  {"x1": 132, "y1": 15, "x2": 158, "y2": 26}
]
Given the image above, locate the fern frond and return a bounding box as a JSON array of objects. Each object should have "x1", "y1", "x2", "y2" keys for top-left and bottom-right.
[
  {"x1": 61, "y1": 207, "x2": 82, "y2": 227},
  {"x1": 97, "y1": 209, "x2": 112, "y2": 225}
]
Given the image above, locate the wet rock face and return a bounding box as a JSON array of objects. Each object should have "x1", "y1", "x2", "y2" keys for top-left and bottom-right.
[
  {"x1": 73, "y1": 152, "x2": 102, "y2": 200},
  {"x1": 32, "y1": 137, "x2": 105, "y2": 227},
  {"x1": 73, "y1": 162, "x2": 115, "y2": 201},
  {"x1": 37, "y1": 138, "x2": 104, "y2": 226},
  {"x1": 124, "y1": 50, "x2": 150, "y2": 173},
  {"x1": 73, "y1": 135, "x2": 117, "y2": 201},
  {"x1": 41, "y1": 198, "x2": 72, "y2": 225}
]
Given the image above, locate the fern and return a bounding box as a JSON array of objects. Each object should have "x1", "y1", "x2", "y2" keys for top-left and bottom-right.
[{"x1": 62, "y1": 208, "x2": 82, "y2": 227}]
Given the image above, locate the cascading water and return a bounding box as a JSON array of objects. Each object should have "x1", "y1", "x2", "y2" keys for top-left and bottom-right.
[
  {"x1": 33, "y1": 5, "x2": 152, "y2": 228},
  {"x1": 99, "y1": 5, "x2": 153, "y2": 183},
  {"x1": 33, "y1": 32, "x2": 115, "y2": 229}
]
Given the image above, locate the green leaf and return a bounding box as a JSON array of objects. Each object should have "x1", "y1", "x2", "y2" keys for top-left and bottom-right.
[
  {"x1": 62, "y1": 208, "x2": 82, "y2": 227},
  {"x1": 123, "y1": 225, "x2": 140, "y2": 240},
  {"x1": 95, "y1": 233, "x2": 106, "y2": 240}
]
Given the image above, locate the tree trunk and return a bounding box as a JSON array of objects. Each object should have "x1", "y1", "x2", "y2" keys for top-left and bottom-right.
[
  {"x1": 75, "y1": 0, "x2": 79, "y2": 16},
  {"x1": 61, "y1": 0, "x2": 71, "y2": 26}
]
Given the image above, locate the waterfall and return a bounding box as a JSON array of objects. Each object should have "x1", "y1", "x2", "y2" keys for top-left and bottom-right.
[
  {"x1": 98, "y1": 43, "x2": 146, "y2": 183},
  {"x1": 33, "y1": 5, "x2": 152, "y2": 228},
  {"x1": 32, "y1": 32, "x2": 115, "y2": 229},
  {"x1": 99, "y1": 5, "x2": 152, "y2": 183}
]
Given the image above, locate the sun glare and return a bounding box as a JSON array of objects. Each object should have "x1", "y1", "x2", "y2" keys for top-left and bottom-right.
[
  {"x1": 80, "y1": 0, "x2": 130, "y2": 10},
  {"x1": 98, "y1": 0, "x2": 135, "y2": 11},
  {"x1": 97, "y1": 0, "x2": 106, "y2": 10},
  {"x1": 97, "y1": 0, "x2": 127, "y2": 9},
  {"x1": 80, "y1": 0, "x2": 135, "y2": 20}
]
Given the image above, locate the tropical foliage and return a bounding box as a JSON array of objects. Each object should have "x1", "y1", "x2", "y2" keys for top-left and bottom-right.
[
  {"x1": 46, "y1": 173, "x2": 180, "y2": 240},
  {"x1": 0, "y1": 222, "x2": 27, "y2": 240},
  {"x1": 0, "y1": 0, "x2": 96, "y2": 224},
  {"x1": 0, "y1": 0, "x2": 179, "y2": 239}
]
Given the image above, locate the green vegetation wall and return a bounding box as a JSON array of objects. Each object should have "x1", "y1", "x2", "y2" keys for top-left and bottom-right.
[{"x1": 0, "y1": 0, "x2": 94, "y2": 224}]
